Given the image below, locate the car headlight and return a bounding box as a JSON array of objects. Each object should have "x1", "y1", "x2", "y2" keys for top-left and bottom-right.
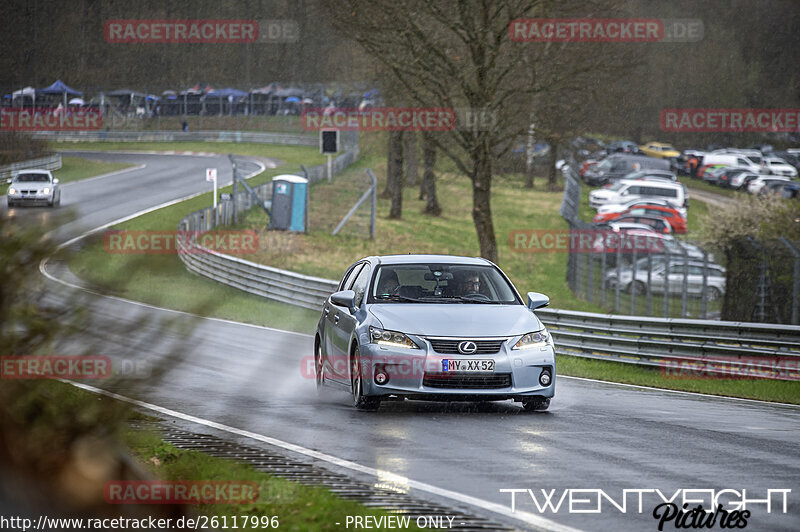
[
  {"x1": 8, "y1": 187, "x2": 16, "y2": 195},
  {"x1": 42, "y1": 188, "x2": 50, "y2": 195},
  {"x1": 513, "y1": 330, "x2": 553, "y2": 350},
  {"x1": 369, "y1": 326, "x2": 419, "y2": 349}
]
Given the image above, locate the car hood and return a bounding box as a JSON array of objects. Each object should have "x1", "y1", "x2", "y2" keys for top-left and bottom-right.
[
  {"x1": 12, "y1": 181, "x2": 50, "y2": 190},
  {"x1": 368, "y1": 303, "x2": 543, "y2": 337},
  {"x1": 590, "y1": 189, "x2": 615, "y2": 199}
]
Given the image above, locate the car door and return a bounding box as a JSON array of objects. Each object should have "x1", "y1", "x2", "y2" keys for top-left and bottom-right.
[
  {"x1": 330, "y1": 262, "x2": 371, "y2": 381},
  {"x1": 324, "y1": 262, "x2": 362, "y2": 379}
]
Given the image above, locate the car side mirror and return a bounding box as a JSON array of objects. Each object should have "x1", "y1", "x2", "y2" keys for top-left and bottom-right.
[
  {"x1": 52, "y1": 178, "x2": 59, "y2": 184},
  {"x1": 526, "y1": 292, "x2": 550, "y2": 310},
  {"x1": 330, "y1": 290, "x2": 356, "y2": 312},
  {"x1": 6, "y1": 178, "x2": 12, "y2": 184}
]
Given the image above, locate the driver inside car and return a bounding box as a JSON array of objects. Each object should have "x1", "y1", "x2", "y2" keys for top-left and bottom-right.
[
  {"x1": 377, "y1": 270, "x2": 400, "y2": 296},
  {"x1": 455, "y1": 271, "x2": 481, "y2": 296}
]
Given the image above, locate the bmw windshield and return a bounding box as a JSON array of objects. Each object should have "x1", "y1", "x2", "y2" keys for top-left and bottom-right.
[{"x1": 368, "y1": 263, "x2": 521, "y2": 304}]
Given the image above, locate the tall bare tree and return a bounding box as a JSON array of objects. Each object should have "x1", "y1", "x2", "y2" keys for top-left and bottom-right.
[{"x1": 320, "y1": 0, "x2": 628, "y2": 262}]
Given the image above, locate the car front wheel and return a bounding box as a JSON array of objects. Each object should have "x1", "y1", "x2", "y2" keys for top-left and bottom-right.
[
  {"x1": 522, "y1": 397, "x2": 550, "y2": 412},
  {"x1": 351, "y1": 346, "x2": 380, "y2": 411}
]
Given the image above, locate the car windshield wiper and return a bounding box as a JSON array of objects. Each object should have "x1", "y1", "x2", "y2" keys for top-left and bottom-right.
[
  {"x1": 373, "y1": 294, "x2": 423, "y2": 303},
  {"x1": 429, "y1": 296, "x2": 499, "y2": 304}
]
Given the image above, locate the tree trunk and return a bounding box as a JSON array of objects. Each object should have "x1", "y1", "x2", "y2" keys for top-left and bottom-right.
[
  {"x1": 524, "y1": 160, "x2": 535, "y2": 189},
  {"x1": 524, "y1": 123, "x2": 535, "y2": 188},
  {"x1": 422, "y1": 137, "x2": 441, "y2": 216},
  {"x1": 471, "y1": 146, "x2": 498, "y2": 262},
  {"x1": 547, "y1": 140, "x2": 559, "y2": 191},
  {"x1": 404, "y1": 132, "x2": 419, "y2": 187},
  {"x1": 381, "y1": 132, "x2": 393, "y2": 199},
  {"x1": 389, "y1": 130, "x2": 404, "y2": 219}
]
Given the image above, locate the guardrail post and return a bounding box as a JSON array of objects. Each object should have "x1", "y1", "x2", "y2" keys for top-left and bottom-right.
[
  {"x1": 601, "y1": 249, "x2": 607, "y2": 308},
  {"x1": 779, "y1": 237, "x2": 800, "y2": 325},
  {"x1": 680, "y1": 242, "x2": 689, "y2": 318},
  {"x1": 646, "y1": 252, "x2": 652, "y2": 316},
  {"x1": 615, "y1": 244, "x2": 621, "y2": 313},
  {"x1": 587, "y1": 247, "x2": 594, "y2": 303},
  {"x1": 630, "y1": 248, "x2": 638, "y2": 315},
  {"x1": 701, "y1": 250, "x2": 709, "y2": 319},
  {"x1": 663, "y1": 252, "x2": 670, "y2": 318}
]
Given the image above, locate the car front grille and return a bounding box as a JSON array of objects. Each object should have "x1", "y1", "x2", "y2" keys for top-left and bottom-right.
[
  {"x1": 423, "y1": 373, "x2": 512, "y2": 389},
  {"x1": 427, "y1": 338, "x2": 505, "y2": 354}
]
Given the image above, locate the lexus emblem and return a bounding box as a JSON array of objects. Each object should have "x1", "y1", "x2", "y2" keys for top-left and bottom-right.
[{"x1": 458, "y1": 341, "x2": 477, "y2": 354}]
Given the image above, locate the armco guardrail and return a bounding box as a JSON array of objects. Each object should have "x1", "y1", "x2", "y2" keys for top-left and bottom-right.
[
  {"x1": 0, "y1": 153, "x2": 62, "y2": 179},
  {"x1": 31, "y1": 130, "x2": 317, "y2": 146},
  {"x1": 172, "y1": 149, "x2": 799, "y2": 380},
  {"x1": 536, "y1": 308, "x2": 800, "y2": 380}
]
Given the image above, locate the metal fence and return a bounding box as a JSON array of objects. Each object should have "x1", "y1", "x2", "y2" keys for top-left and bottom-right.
[
  {"x1": 0, "y1": 153, "x2": 62, "y2": 179},
  {"x1": 562, "y1": 158, "x2": 724, "y2": 320}
]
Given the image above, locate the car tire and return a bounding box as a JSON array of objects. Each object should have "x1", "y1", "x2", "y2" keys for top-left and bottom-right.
[
  {"x1": 522, "y1": 397, "x2": 550, "y2": 412},
  {"x1": 351, "y1": 346, "x2": 380, "y2": 411},
  {"x1": 314, "y1": 338, "x2": 325, "y2": 391},
  {"x1": 630, "y1": 281, "x2": 646, "y2": 295},
  {"x1": 704, "y1": 287, "x2": 722, "y2": 301}
]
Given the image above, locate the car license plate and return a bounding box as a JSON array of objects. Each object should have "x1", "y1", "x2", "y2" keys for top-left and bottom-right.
[{"x1": 442, "y1": 359, "x2": 494, "y2": 373}]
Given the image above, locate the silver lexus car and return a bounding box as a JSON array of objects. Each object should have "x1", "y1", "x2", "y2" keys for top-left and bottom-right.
[
  {"x1": 315, "y1": 254, "x2": 555, "y2": 411},
  {"x1": 7, "y1": 169, "x2": 61, "y2": 207}
]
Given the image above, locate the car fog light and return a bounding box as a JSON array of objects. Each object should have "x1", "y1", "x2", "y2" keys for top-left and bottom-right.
[
  {"x1": 375, "y1": 370, "x2": 389, "y2": 385},
  {"x1": 539, "y1": 370, "x2": 552, "y2": 386}
]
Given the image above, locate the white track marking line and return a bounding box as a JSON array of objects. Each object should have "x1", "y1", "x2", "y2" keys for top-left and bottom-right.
[
  {"x1": 558, "y1": 375, "x2": 800, "y2": 408},
  {"x1": 69, "y1": 381, "x2": 581, "y2": 532}
]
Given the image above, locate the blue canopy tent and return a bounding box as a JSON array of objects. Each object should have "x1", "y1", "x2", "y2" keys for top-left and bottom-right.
[{"x1": 38, "y1": 80, "x2": 83, "y2": 108}]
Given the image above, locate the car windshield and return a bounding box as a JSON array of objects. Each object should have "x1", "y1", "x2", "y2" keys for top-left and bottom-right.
[
  {"x1": 607, "y1": 181, "x2": 626, "y2": 191},
  {"x1": 369, "y1": 263, "x2": 519, "y2": 304},
  {"x1": 15, "y1": 173, "x2": 50, "y2": 182}
]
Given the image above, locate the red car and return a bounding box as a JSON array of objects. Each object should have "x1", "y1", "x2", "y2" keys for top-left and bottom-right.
[{"x1": 592, "y1": 205, "x2": 687, "y2": 233}]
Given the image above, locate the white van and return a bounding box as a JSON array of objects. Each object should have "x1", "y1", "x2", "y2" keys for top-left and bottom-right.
[
  {"x1": 702, "y1": 153, "x2": 762, "y2": 172},
  {"x1": 590, "y1": 179, "x2": 686, "y2": 210}
]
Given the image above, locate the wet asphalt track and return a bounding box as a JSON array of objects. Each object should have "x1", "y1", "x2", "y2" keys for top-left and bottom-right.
[{"x1": 10, "y1": 151, "x2": 800, "y2": 531}]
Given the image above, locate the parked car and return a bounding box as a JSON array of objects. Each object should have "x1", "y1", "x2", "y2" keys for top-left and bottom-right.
[
  {"x1": 583, "y1": 154, "x2": 670, "y2": 186},
  {"x1": 771, "y1": 151, "x2": 800, "y2": 172},
  {"x1": 6, "y1": 170, "x2": 61, "y2": 207},
  {"x1": 761, "y1": 157, "x2": 798, "y2": 177},
  {"x1": 714, "y1": 167, "x2": 749, "y2": 188},
  {"x1": 709, "y1": 148, "x2": 764, "y2": 166},
  {"x1": 590, "y1": 179, "x2": 686, "y2": 211},
  {"x1": 747, "y1": 175, "x2": 790, "y2": 195},
  {"x1": 748, "y1": 144, "x2": 774, "y2": 155},
  {"x1": 612, "y1": 215, "x2": 673, "y2": 234},
  {"x1": 594, "y1": 205, "x2": 687, "y2": 233},
  {"x1": 730, "y1": 171, "x2": 762, "y2": 190},
  {"x1": 623, "y1": 169, "x2": 678, "y2": 182},
  {"x1": 605, "y1": 259, "x2": 726, "y2": 300},
  {"x1": 594, "y1": 198, "x2": 687, "y2": 220},
  {"x1": 315, "y1": 255, "x2": 556, "y2": 411},
  {"x1": 605, "y1": 140, "x2": 640, "y2": 155},
  {"x1": 702, "y1": 165, "x2": 731, "y2": 184},
  {"x1": 702, "y1": 153, "x2": 762, "y2": 173},
  {"x1": 639, "y1": 142, "x2": 681, "y2": 159},
  {"x1": 761, "y1": 180, "x2": 798, "y2": 197}
]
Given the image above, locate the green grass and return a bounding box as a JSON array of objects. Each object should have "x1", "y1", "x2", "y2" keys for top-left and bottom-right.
[
  {"x1": 2, "y1": 156, "x2": 132, "y2": 195},
  {"x1": 52, "y1": 141, "x2": 326, "y2": 165},
  {"x1": 557, "y1": 354, "x2": 800, "y2": 404},
  {"x1": 684, "y1": 177, "x2": 738, "y2": 198},
  {"x1": 125, "y1": 429, "x2": 424, "y2": 532},
  {"x1": 67, "y1": 143, "x2": 324, "y2": 333},
  {"x1": 64, "y1": 136, "x2": 798, "y2": 403},
  {"x1": 99, "y1": 115, "x2": 310, "y2": 134}
]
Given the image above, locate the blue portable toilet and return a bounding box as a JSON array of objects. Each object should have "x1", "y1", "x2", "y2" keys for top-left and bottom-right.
[{"x1": 269, "y1": 174, "x2": 308, "y2": 232}]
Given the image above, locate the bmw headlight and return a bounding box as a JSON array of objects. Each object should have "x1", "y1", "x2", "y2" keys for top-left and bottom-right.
[
  {"x1": 513, "y1": 329, "x2": 553, "y2": 350},
  {"x1": 8, "y1": 187, "x2": 16, "y2": 195},
  {"x1": 42, "y1": 188, "x2": 50, "y2": 195},
  {"x1": 369, "y1": 326, "x2": 419, "y2": 349}
]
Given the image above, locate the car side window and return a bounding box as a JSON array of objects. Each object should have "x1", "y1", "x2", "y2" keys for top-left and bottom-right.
[
  {"x1": 340, "y1": 263, "x2": 363, "y2": 291},
  {"x1": 350, "y1": 264, "x2": 372, "y2": 309}
]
